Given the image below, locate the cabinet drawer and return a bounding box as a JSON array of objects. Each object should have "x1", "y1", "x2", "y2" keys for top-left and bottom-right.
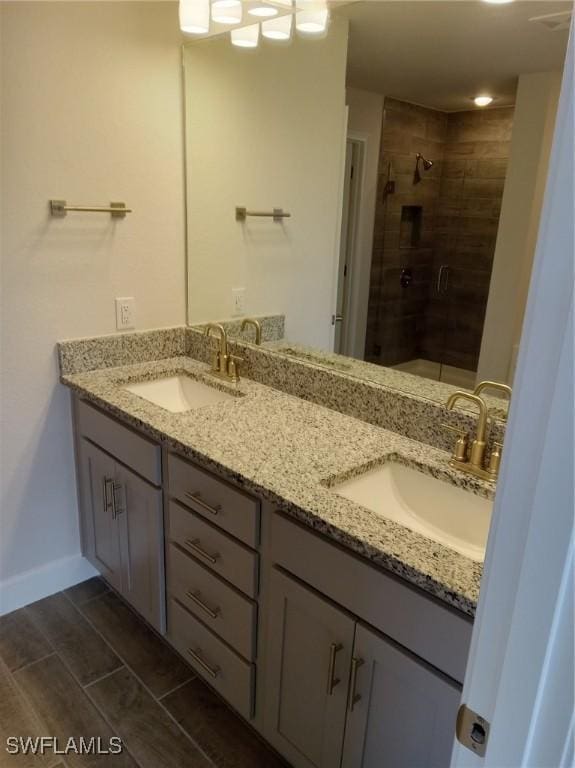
[
  {"x1": 167, "y1": 544, "x2": 257, "y2": 660},
  {"x1": 168, "y1": 598, "x2": 255, "y2": 720},
  {"x1": 168, "y1": 501, "x2": 258, "y2": 598},
  {"x1": 271, "y1": 512, "x2": 473, "y2": 684},
  {"x1": 77, "y1": 399, "x2": 161, "y2": 486},
  {"x1": 168, "y1": 453, "x2": 260, "y2": 547}
]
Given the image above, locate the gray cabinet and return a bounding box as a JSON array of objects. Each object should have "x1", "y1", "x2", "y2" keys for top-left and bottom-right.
[
  {"x1": 264, "y1": 567, "x2": 461, "y2": 768},
  {"x1": 78, "y1": 438, "x2": 163, "y2": 631},
  {"x1": 264, "y1": 567, "x2": 355, "y2": 768},
  {"x1": 341, "y1": 622, "x2": 461, "y2": 768},
  {"x1": 116, "y1": 462, "x2": 163, "y2": 630},
  {"x1": 80, "y1": 439, "x2": 123, "y2": 593}
]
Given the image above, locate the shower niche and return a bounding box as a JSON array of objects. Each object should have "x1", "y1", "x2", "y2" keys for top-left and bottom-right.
[{"x1": 399, "y1": 205, "x2": 423, "y2": 249}]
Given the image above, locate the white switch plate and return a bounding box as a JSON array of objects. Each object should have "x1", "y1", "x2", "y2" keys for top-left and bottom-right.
[
  {"x1": 115, "y1": 297, "x2": 136, "y2": 330},
  {"x1": 232, "y1": 287, "x2": 246, "y2": 316}
]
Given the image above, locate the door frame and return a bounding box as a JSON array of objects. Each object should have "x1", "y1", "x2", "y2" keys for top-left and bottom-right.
[
  {"x1": 334, "y1": 135, "x2": 366, "y2": 356},
  {"x1": 451, "y1": 26, "x2": 574, "y2": 768}
]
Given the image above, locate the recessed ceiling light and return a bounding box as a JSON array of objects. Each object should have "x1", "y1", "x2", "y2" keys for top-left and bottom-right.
[
  {"x1": 482, "y1": 0, "x2": 515, "y2": 4},
  {"x1": 474, "y1": 95, "x2": 494, "y2": 107}
]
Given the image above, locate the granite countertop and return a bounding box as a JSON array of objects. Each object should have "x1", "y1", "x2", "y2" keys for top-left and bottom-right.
[
  {"x1": 61, "y1": 356, "x2": 492, "y2": 617},
  {"x1": 264, "y1": 340, "x2": 508, "y2": 421}
]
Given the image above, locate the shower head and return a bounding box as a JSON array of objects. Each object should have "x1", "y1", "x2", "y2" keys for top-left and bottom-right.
[
  {"x1": 414, "y1": 153, "x2": 434, "y2": 184},
  {"x1": 419, "y1": 154, "x2": 434, "y2": 170}
]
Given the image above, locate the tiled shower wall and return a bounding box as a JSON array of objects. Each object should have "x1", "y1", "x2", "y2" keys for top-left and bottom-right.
[{"x1": 365, "y1": 98, "x2": 514, "y2": 371}]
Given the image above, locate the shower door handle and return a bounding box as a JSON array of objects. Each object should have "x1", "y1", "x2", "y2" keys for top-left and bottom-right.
[
  {"x1": 443, "y1": 266, "x2": 450, "y2": 293},
  {"x1": 436, "y1": 265, "x2": 450, "y2": 294}
]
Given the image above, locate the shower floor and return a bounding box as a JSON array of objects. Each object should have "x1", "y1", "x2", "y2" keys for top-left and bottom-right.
[{"x1": 393, "y1": 358, "x2": 477, "y2": 388}]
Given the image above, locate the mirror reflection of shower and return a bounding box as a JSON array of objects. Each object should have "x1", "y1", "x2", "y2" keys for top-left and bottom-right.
[
  {"x1": 364, "y1": 97, "x2": 515, "y2": 388},
  {"x1": 414, "y1": 152, "x2": 434, "y2": 184}
]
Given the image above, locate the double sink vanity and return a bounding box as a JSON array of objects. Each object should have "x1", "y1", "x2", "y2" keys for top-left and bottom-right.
[{"x1": 58, "y1": 319, "x2": 507, "y2": 768}]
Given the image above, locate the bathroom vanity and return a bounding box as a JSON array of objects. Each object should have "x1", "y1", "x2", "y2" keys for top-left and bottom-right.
[{"x1": 60, "y1": 330, "x2": 495, "y2": 768}]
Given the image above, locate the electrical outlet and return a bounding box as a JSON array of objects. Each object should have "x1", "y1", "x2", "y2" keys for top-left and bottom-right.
[
  {"x1": 232, "y1": 288, "x2": 246, "y2": 316},
  {"x1": 115, "y1": 297, "x2": 136, "y2": 330}
]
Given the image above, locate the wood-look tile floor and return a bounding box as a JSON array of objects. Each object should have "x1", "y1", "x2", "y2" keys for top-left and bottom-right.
[{"x1": 0, "y1": 579, "x2": 287, "y2": 768}]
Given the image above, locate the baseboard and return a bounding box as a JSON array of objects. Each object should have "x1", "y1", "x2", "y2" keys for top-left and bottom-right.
[{"x1": 0, "y1": 554, "x2": 98, "y2": 616}]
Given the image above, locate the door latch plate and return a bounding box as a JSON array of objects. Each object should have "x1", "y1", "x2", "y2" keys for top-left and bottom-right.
[{"x1": 456, "y1": 704, "x2": 490, "y2": 757}]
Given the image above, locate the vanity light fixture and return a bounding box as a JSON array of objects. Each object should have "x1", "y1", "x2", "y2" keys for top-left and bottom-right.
[
  {"x1": 179, "y1": 0, "x2": 210, "y2": 34},
  {"x1": 482, "y1": 0, "x2": 515, "y2": 4},
  {"x1": 296, "y1": 0, "x2": 329, "y2": 34},
  {"x1": 211, "y1": 0, "x2": 242, "y2": 25},
  {"x1": 248, "y1": 3, "x2": 279, "y2": 18},
  {"x1": 231, "y1": 22, "x2": 260, "y2": 47},
  {"x1": 474, "y1": 95, "x2": 494, "y2": 107},
  {"x1": 262, "y1": 13, "x2": 293, "y2": 40}
]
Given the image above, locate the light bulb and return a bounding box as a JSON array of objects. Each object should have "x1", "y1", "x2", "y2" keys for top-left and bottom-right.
[
  {"x1": 248, "y1": 4, "x2": 279, "y2": 18},
  {"x1": 296, "y1": 1, "x2": 329, "y2": 34},
  {"x1": 262, "y1": 14, "x2": 292, "y2": 40},
  {"x1": 212, "y1": 0, "x2": 242, "y2": 24},
  {"x1": 474, "y1": 95, "x2": 494, "y2": 107},
  {"x1": 231, "y1": 23, "x2": 260, "y2": 47},
  {"x1": 179, "y1": 0, "x2": 210, "y2": 34}
]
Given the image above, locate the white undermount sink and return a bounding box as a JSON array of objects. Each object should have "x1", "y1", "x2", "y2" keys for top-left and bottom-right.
[
  {"x1": 124, "y1": 375, "x2": 237, "y2": 413},
  {"x1": 332, "y1": 461, "x2": 492, "y2": 561}
]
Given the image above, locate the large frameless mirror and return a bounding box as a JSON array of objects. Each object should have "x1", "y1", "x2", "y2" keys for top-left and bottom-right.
[{"x1": 183, "y1": 0, "x2": 570, "y2": 412}]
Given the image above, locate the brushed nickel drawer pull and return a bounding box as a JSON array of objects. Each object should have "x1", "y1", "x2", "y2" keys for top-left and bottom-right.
[
  {"x1": 348, "y1": 656, "x2": 365, "y2": 712},
  {"x1": 184, "y1": 491, "x2": 222, "y2": 516},
  {"x1": 187, "y1": 647, "x2": 220, "y2": 679},
  {"x1": 327, "y1": 642, "x2": 343, "y2": 695},
  {"x1": 184, "y1": 538, "x2": 220, "y2": 565},
  {"x1": 185, "y1": 590, "x2": 220, "y2": 620}
]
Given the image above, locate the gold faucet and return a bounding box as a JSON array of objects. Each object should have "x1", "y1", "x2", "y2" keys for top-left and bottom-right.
[
  {"x1": 474, "y1": 380, "x2": 512, "y2": 421},
  {"x1": 204, "y1": 323, "x2": 243, "y2": 383},
  {"x1": 240, "y1": 318, "x2": 262, "y2": 345},
  {"x1": 444, "y1": 391, "x2": 501, "y2": 482}
]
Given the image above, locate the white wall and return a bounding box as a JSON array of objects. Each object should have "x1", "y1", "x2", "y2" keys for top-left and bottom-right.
[
  {"x1": 477, "y1": 71, "x2": 561, "y2": 385},
  {"x1": 0, "y1": 2, "x2": 185, "y2": 612},
  {"x1": 185, "y1": 20, "x2": 349, "y2": 349},
  {"x1": 345, "y1": 87, "x2": 383, "y2": 359}
]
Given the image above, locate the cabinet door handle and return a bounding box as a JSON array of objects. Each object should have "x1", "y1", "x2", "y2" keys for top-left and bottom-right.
[
  {"x1": 185, "y1": 590, "x2": 220, "y2": 620},
  {"x1": 186, "y1": 647, "x2": 220, "y2": 679},
  {"x1": 184, "y1": 491, "x2": 222, "y2": 516},
  {"x1": 327, "y1": 643, "x2": 343, "y2": 695},
  {"x1": 102, "y1": 477, "x2": 113, "y2": 515},
  {"x1": 348, "y1": 656, "x2": 365, "y2": 712},
  {"x1": 111, "y1": 482, "x2": 124, "y2": 519},
  {"x1": 184, "y1": 538, "x2": 220, "y2": 565}
]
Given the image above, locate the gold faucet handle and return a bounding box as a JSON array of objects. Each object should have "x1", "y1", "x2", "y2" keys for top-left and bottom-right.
[
  {"x1": 210, "y1": 349, "x2": 221, "y2": 373},
  {"x1": 442, "y1": 423, "x2": 469, "y2": 462},
  {"x1": 227, "y1": 355, "x2": 244, "y2": 383},
  {"x1": 487, "y1": 441, "x2": 504, "y2": 477}
]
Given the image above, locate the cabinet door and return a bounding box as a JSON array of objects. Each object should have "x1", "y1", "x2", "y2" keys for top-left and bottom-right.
[
  {"x1": 116, "y1": 463, "x2": 164, "y2": 632},
  {"x1": 342, "y1": 622, "x2": 461, "y2": 768},
  {"x1": 80, "y1": 440, "x2": 122, "y2": 592},
  {"x1": 264, "y1": 568, "x2": 355, "y2": 768}
]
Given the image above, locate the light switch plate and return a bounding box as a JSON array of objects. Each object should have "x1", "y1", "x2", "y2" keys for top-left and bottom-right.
[{"x1": 115, "y1": 297, "x2": 136, "y2": 330}]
